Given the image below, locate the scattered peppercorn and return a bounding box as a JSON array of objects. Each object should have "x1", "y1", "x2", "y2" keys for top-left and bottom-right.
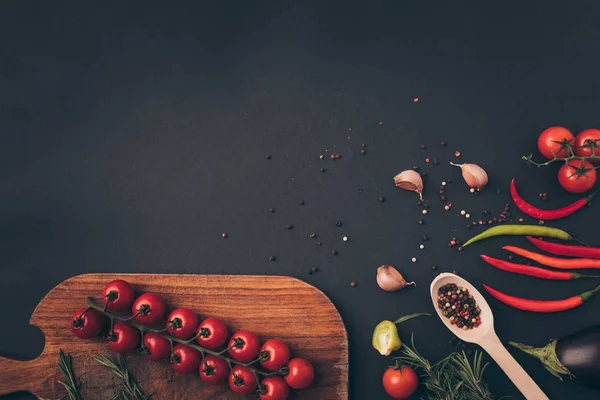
[
  {"x1": 418, "y1": 219, "x2": 425, "y2": 225},
  {"x1": 309, "y1": 267, "x2": 318, "y2": 274},
  {"x1": 455, "y1": 151, "x2": 461, "y2": 157},
  {"x1": 422, "y1": 209, "x2": 428, "y2": 215},
  {"x1": 286, "y1": 224, "x2": 293, "y2": 230},
  {"x1": 433, "y1": 158, "x2": 440, "y2": 165},
  {"x1": 425, "y1": 157, "x2": 431, "y2": 163},
  {"x1": 411, "y1": 257, "x2": 417, "y2": 263},
  {"x1": 360, "y1": 149, "x2": 366, "y2": 155},
  {"x1": 413, "y1": 97, "x2": 419, "y2": 103},
  {"x1": 508, "y1": 255, "x2": 514, "y2": 261},
  {"x1": 309, "y1": 232, "x2": 316, "y2": 238},
  {"x1": 269, "y1": 256, "x2": 276, "y2": 261},
  {"x1": 518, "y1": 217, "x2": 524, "y2": 222},
  {"x1": 539, "y1": 220, "x2": 545, "y2": 225},
  {"x1": 331, "y1": 250, "x2": 338, "y2": 256},
  {"x1": 412, "y1": 165, "x2": 420, "y2": 171},
  {"x1": 265, "y1": 155, "x2": 272, "y2": 160},
  {"x1": 350, "y1": 282, "x2": 357, "y2": 287},
  {"x1": 431, "y1": 266, "x2": 437, "y2": 270},
  {"x1": 335, "y1": 221, "x2": 343, "y2": 227},
  {"x1": 221, "y1": 233, "x2": 228, "y2": 238},
  {"x1": 299, "y1": 200, "x2": 305, "y2": 206},
  {"x1": 358, "y1": 188, "x2": 363, "y2": 193},
  {"x1": 320, "y1": 168, "x2": 326, "y2": 172},
  {"x1": 420, "y1": 244, "x2": 425, "y2": 249},
  {"x1": 420, "y1": 144, "x2": 427, "y2": 149},
  {"x1": 361, "y1": 143, "x2": 366, "y2": 148},
  {"x1": 268, "y1": 208, "x2": 275, "y2": 213},
  {"x1": 470, "y1": 188, "x2": 475, "y2": 193},
  {"x1": 319, "y1": 154, "x2": 324, "y2": 160},
  {"x1": 377, "y1": 196, "x2": 385, "y2": 202},
  {"x1": 316, "y1": 242, "x2": 322, "y2": 247},
  {"x1": 343, "y1": 236, "x2": 349, "y2": 242},
  {"x1": 452, "y1": 270, "x2": 460, "y2": 275},
  {"x1": 422, "y1": 235, "x2": 429, "y2": 241},
  {"x1": 441, "y1": 141, "x2": 447, "y2": 147},
  {"x1": 458, "y1": 246, "x2": 463, "y2": 252}
]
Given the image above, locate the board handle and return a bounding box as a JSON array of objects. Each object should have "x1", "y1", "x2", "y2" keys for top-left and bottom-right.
[
  {"x1": 480, "y1": 334, "x2": 549, "y2": 400},
  {"x1": 0, "y1": 355, "x2": 49, "y2": 397}
]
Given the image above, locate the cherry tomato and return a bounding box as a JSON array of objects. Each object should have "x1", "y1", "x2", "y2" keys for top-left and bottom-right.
[
  {"x1": 102, "y1": 279, "x2": 135, "y2": 312},
  {"x1": 284, "y1": 358, "x2": 314, "y2": 389},
  {"x1": 199, "y1": 354, "x2": 229, "y2": 385},
  {"x1": 132, "y1": 293, "x2": 166, "y2": 326},
  {"x1": 537, "y1": 126, "x2": 574, "y2": 159},
  {"x1": 108, "y1": 322, "x2": 140, "y2": 353},
  {"x1": 558, "y1": 160, "x2": 597, "y2": 194},
  {"x1": 574, "y1": 128, "x2": 600, "y2": 161},
  {"x1": 196, "y1": 317, "x2": 228, "y2": 350},
  {"x1": 142, "y1": 332, "x2": 171, "y2": 361},
  {"x1": 170, "y1": 344, "x2": 201, "y2": 374},
  {"x1": 382, "y1": 365, "x2": 418, "y2": 399},
  {"x1": 166, "y1": 308, "x2": 199, "y2": 340},
  {"x1": 70, "y1": 307, "x2": 104, "y2": 339},
  {"x1": 228, "y1": 330, "x2": 261, "y2": 363},
  {"x1": 228, "y1": 365, "x2": 258, "y2": 395},
  {"x1": 258, "y1": 376, "x2": 289, "y2": 400},
  {"x1": 260, "y1": 339, "x2": 290, "y2": 371}
]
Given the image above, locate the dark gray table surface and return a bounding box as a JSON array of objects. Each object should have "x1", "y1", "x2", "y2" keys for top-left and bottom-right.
[{"x1": 2, "y1": 1, "x2": 600, "y2": 399}]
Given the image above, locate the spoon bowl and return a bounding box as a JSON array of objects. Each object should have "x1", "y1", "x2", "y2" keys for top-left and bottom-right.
[{"x1": 430, "y1": 273, "x2": 549, "y2": 400}]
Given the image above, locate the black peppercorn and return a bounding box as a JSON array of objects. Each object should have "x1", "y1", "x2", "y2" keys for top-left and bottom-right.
[
  {"x1": 377, "y1": 196, "x2": 385, "y2": 202},
  {"x1": 320, "y1": 168, "x2": 326, "y2": 172},
  {"x1": 299, "y1": 200, "x2": 305, "y2": 206},
  {"x1": 331, "y1": 249, "x2": 338, "y2": 255},
  {"x1": 286, "y1": 224, "x2": 293, "y2": 230},
  {"x1": 335, "y1": 221, "x2": 342, "y2": 227},
  {"x1": 440, "y1": 141, "x2": 447, "y2": 147},
  {"x1": 422, "y1": 235, "x2": 429, "y2": 241},
  {"x1": 420, "y1": 144, "x2": 427, "y2": 149},
  {"x1": 269, "y1": 256, "x2": 276, "y2": 261},
  {"x1": 265, "y1": 155, "x2": 272, "y2": 160},
  {"x1": 268, "y1": 208, "x2": 275, "y2": 213}
]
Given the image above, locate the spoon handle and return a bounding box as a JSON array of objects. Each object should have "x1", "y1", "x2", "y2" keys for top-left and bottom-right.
[{"x1": 480, "y1": 334, "x2": 549, "y2": 400}]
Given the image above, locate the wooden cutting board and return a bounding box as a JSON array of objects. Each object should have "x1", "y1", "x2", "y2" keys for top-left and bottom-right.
[{"x1": 0, "y1": 274, "x2": 348, "y2": 399}]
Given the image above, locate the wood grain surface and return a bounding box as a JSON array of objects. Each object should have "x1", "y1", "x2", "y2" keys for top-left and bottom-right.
[{"x1": 0, "y1": 274, "x2": 348, "y2": 399}]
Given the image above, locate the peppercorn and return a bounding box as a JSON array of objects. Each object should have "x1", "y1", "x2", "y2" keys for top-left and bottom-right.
[
  {"x1": 286, "y1": 224, "x2": 293, "y2": 230},
  {"x1": 455, "y1": 151, "x2": 461, "y2": 157},
  {"x1": 360, "y1": 149, "x2": 366, "y2": 155},
  {"x1": 331, "y1": 250, "x2": 338, "y2": 256},
  {"x1": 433, "y1": 158, "x2": 440, "y2": 165},
  {"x1": 221, "y1": 233, "x2": 228, "y2": 238},
  {"x1": 320, "y1": 168, "x2": 326, "y2": 172},
  {"x1": 440, "y1": 141, "x2": 447, "y2": 147},
  {"x1": 458, "y1": 246, "x2": 463, "y2": 252},
  {"x1": 269, "y1": 256, "x2": 276, "y2": 261},
  {"x1": 425, "y1": 157, "x2": 431, "y2": 163},
  {"x1": 412, "y1": 166, "x2": 420, "y2": 171},
  {"x1": 420, "y1": 144, "x2": 427, "y2": 149},
  {"x1": 361, "y1": 143, "x2": 367, "y2": 148},
  {"x1": 431, "y1": 266, "x2": 437, "y2": 270},
  {"x1": 422, "y1": 235, "x2": 429, "y2": 241},
  {"x1": 309, "y1": 232, "x2": 316, "y2": 238},
  {"x1": 377, "y1": 196, "x2": 385, "y2": 202},
  {"x1": 350, "y1": 282, "x2": 357, "y2": 287},
  {"x1": 335, "y1": 221, "x2": 342, "y2": 227},
  {"x1": 418, "y1": 219, "x2": 425, "y2": 225},
  {"x1": 299, "y1": 200, "x2": 305, "y2": 206},
  {"x1": 440, "y1": 195, "x2": 446, "y2": 201},
  {"x1": 316, "y1": 242, "x2": 322, "y2": 247},
  {"x1": 508, "y1": 255, "x2": 514, "y2": 261},
  {"x1": 268, "y1": 208, "x2": 275, "y2": 213},
  {"x1": 265, "y1": 155, "x2": 272, "y2": 160}
]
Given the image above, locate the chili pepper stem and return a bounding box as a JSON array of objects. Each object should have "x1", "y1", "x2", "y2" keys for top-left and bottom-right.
[
  {"x1": 392, "y1": 313, "x2": 430, "y2": 325},
  {"x1": 572, "y1": 273, "x2": 600, "y2": 279},
  {"x1": 508, "y1": 340, "x2": 570, "y2": 380},
  {"x1": 580, "y1": 285, "x2": 600, "y2": 302}
]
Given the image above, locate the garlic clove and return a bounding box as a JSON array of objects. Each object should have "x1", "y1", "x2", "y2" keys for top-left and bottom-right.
[
  {"x1": 376, "y1": 265, "x2": 416, "y2": 292},
  {"x1": 450, "y1": 162, "x2": 488, "y2": 190},
  {"x1": 393, "y1": 170, "x2": 424, "y2": 200}
]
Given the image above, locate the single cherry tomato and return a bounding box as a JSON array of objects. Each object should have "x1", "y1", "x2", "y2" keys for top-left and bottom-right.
[
  {"x1": 108, "y1": 322, "x2": 140, "y2": 353},
  {"x1": 558, "y1": 160, "x2": 597, "y2": 194},
  {"x1": 196, "y1": 317, "x2": 228, "y2": 350},
  {"x1": 142, "y1": 332, "x2": 171, "y2": 361},
  {"x1": 102, "y1": 279, "x2": 135, "y2": 312},
  {"x1": 170, "y1": 344, "x2": 201, "y2": 374},
  {"x1": 166, "y1": 308, "x2": 199, "y2": 340},
  {"x1": 70, "y1": 307, "x2": 104, "y2": 339},
  {"x1": 260, "y1": 339, "x2": 290, "y2": 371},
  {"x1": 228, "y1": 330, "x2": 261, "y2": 363},
  {"x1": 258, "y1": 376, "x2": 289, "y2": 400},
  {"x1": 382, "y1": 365, "x2": 419, "y2": 399},
  {"x1": 574, "y1": 128, "x2": 600, "y2": 161},
  {"x1": 284, "y1": 358, "x2": 314, "y2": 389},
  {"x1": 199, "y1": 354, "x2": 229, "y2": 385},
  {"x1": 132, "y1": 293, "x2": 166, "y2": 326},
  {"x1": 228, "y1": 365, "x2": 258, "y2": 395},
  {"x1": 537, "y1": 126, "x2": 575, "y2": 159}
]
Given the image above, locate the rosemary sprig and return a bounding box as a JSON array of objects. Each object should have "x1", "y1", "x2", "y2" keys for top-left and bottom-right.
[
  {"x1": 57, "y1": 349, "x2": 82, "y2": 400},
  {"x1": 94, "y1": 352, "x2": 148, "y2": 400},
  {"x1": 395, "y1": 334, "x2": 494, "y2": 400}
]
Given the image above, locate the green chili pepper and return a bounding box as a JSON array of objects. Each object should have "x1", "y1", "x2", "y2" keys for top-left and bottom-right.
[
  {"x1": 463, "y1": 224, "x2": 571, "y2": 247},
  {"x1": 372, "y1": 313, "x2": 429, "y2": 356}
]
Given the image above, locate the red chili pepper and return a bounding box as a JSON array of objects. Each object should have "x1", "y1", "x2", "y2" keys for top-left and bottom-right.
[
  {"x1": 510, "y1": 178, "x2": 596, "y2": 220},
  {"x1": 503, "y1": 245, "x2": 600, "y2": 269},
  {"x1": 483, "y1": 284, "x2": 600, "y2": 312},
  {"x1": 527, "y1": 236, "x2": 600, "y2": 259},
  {"x1": 479, "y1": 254, "x2": 600, "y2": 280}
]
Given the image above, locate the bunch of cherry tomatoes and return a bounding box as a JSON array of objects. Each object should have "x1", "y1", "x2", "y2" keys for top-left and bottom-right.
[
  {"x1": 536, "y1": 126, "x2": 600, "y2": 193},
  {"x1": 70, "y1": 279, "x2": 314, "y2": 400}
]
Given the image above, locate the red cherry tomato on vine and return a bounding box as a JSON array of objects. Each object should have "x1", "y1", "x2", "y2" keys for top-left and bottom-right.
[
  {"x1": 131, "y1": 293, "x2": 166, "y2": 326},
  {"x1": 574, "y1": 128, "x2": 600, "y2": 161},
  {"x1": 558, "y1": 160, "x2": 597, "y2": 194},
  {"x1": 284, "y1": 358, "x2": 314, "y2": 389},
  {"x1": 142, "y1": 332, "x2": 171, "y2": 361},
  {"x1": 260, "y1": 339, "x2": 290, "y2": 371},
  {"x1": 228, "y1": 330, "x2": 261, "y2": 363},
  {"x1": 102, "y1": 279, "x2": 135, "y2": 312},
  {"x1": 258, "y1": 376, "x2": 289, "y2": 400},
  {"x1": 196, "y1": 317, "x2": 228, "y2": 350},
  {"x1": 228, "y1": 365, "x2": 258, "y2": 395},
  {"x1": 199, "y1": 354, "x2": 229, "y2": 385},
  {"x1": 537, "y1": 126, "x2": 575, "y2": 159},
  {"x1": 382, "y1": 365, "x2": 419, "y2": 399},
  {"x1": 70, "y1": 307, "x2": 104, "y2": 339},
  {"x1": 108, "y1": 322, "x2": 140, "y2": 353},
  {"x1": 170, "y1": 344, "x2": 201, "y2": 374},
  {"x1": 166, "y1": 308, "x2": 199, "y2": 340}
]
